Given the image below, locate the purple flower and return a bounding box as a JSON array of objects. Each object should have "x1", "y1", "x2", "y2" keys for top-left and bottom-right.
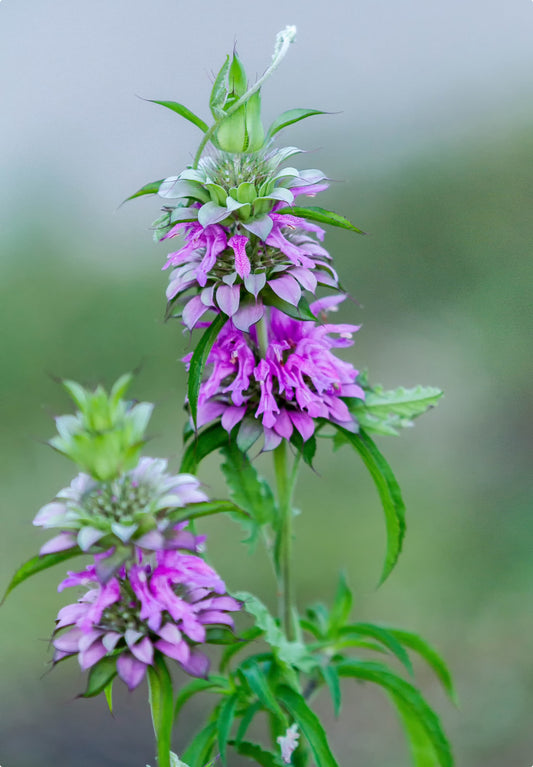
[
  {"x1": 33, "y1": 457, "x2": 208, "y2": 557},
  {"x1": 156, "y1": 148, "x2": 338, "y2": 331},
  {"x1": 53, "y1": 551, "x2": 241, "y2": 690},
  {"x1": 185, "y1": 296, "x2": 365, "y2": 450}
]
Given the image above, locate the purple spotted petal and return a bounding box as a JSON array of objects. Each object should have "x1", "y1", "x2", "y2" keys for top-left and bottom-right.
[{"x1": 229, "y1": 235, "x2": 251, "y2": 279}]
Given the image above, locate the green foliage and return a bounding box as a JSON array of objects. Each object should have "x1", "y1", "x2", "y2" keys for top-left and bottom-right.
[
  {"x1": 146, "y1": 99, "x2": 209, "y2": 133},
  {"x1": 123, "y1": 179, "x2": 164, "y2": 203},
  {"x1": 336, "y1": 660, "x2": 453, "y2": 767},
  {"x1": 2, "y1": 549, "x2": 83, "y2": 603},
  {"x1": 221, "y1": 443, "x2": 278, "y2": 539},
  {"x1": 330, "y1": 426, "x2": 406, "y2": 583},
  {"x1": 187, "y1": 314, "x2": 227, "y2": 427},
  {"x1": 277, "y1": 685, "x2": 340, "y2": 767},
  {"x1": 147, "y1": 655, "x2": 175, "y2": 767},
  {"x1": 179, "y1": 422, "x2": 230, "y2": 473},
  {"x1": 267, "y1": 108, "x2": 328, "y2": 139},
  {"x1": 349, "y1": 379, "x2": 443, "y2": 436},
  {"x1": 81, "y1": 656, "x2": 118, "y2": 698},
  {"x1": 275, "y1": 205, "x2": 366, "y2": 234}
]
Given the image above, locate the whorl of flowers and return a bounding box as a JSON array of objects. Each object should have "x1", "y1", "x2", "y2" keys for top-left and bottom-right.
[
  {"x1": 53, "y1": 550, "x2": 241, "y2": 689},
  {"x1": 33, "y1": 457, "x2": 208, "y2": 557},
  {"x1": 184, "y1": 296, "x2": 365, "y2": 451},
  {"x1": 158, "y1": 148, "x2": 337, "y2": 333}
]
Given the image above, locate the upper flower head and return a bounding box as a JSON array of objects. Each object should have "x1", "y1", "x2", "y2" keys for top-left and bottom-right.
[
  {"x1": 156, "y1": 147, "x2": 336, "y2": 332},
  {"x1": 184, "y1": 295, "x2": 365, "y2": 451},
  {"x1": 53, "y1": 550, "x2": 241, "y2": 689}
]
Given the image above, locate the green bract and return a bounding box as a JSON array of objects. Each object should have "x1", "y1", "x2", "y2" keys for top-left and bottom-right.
[{"x1": 49, "y1": 374, "x2": 153, "y2": 481}]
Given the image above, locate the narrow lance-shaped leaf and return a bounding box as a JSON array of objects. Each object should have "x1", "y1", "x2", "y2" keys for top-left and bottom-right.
[
  {"x1": 182, "y1": 721, "x2": 217, "y2": 767},
  {"x1": 336, "y1": 660, "x2": 453, "y2": 767},
  {"x1": 276, "y1": 685, "x2": 340, "y2": 767},
  {"x1": 188, "y1": 313, "x2": 227, "y2": 427},
  {"x1": 180, "y1": 422, "x2": 230, "y2": 474},
  {"x1": 175, "y1": 677, "x2": 229, "y2": 720},
  {"x1": 339, "y1": 623, "x2": 413, "y2": 675},
  {"x1": 123, "y1": 179, "x2": 164, "y2": 204},
  {"x1": 218, "y1": 692, "x2": 239, "y2": 766},
  {"x1": 81, "y1": 655, "x2": 117, "y2": 698},
  {"x1": 383, "y1": 627, "x2": 457, "y2": 702},
  {"x1": 2, "y1": 549, "x2": 83, "y2": 604},
  {"x1": 276, "y1": 205, "x2": 366, "y2": 234},
  {"x1": 332, "y1": 425, "x2": 406, "y2": 584},
  {"x1": 320, "y1": 665, "x2": 342, "y2": 717},
  {"x1": 239, "y1": 660, "x2": 288, "y2": 725},
  {"x1": 231, "y1": 740, "x2": 282, "y2": 767},
  {"x1": 146, "y1": 99, "x2": 209, "y2": 133},
  {"x1": 328, "y1": 571, "x2": 352, "y2": 632},
  {"x1": 267, "y1": 108, "x2": 329, "y2": 139},
  {"x1": 221, "y1": 443, "x2": 278, "y2": 527},
  {"x1": 166, "y1": 500, "x2": 250, "y2": 526},
  {"x1": 394, "y1": 695, "x2": 442, "y2": 767}
]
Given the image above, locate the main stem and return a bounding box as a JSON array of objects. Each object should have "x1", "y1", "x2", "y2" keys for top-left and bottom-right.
[{"x1": 273, "y1": 440, "x2": 299, "y2": 641}]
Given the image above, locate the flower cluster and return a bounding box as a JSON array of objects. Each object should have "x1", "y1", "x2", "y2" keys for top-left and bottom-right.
[
  {"x1": 53, "y1": 548, "x2": 240, "y2": 689},
  {"x1": 159, "y1": 148, "x2": 337, "y2": 332},
  {"x1": 34, "y1": 457, "x2": 208, "y2": 557},
  {"x1": 185, "y1": 296, "x2": 365, "y2": 450}
]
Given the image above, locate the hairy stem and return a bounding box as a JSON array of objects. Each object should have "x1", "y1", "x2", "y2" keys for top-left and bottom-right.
[{"x1": 273, "y1": 440, "x2": 300, "y2": 640}]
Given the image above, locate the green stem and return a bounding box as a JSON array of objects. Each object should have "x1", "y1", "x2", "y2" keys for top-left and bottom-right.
[
  {"x1": 256, "y1": 312, "x2": 269, "y2": 358},
  {"x1": 273, "y1": 441, "x2": 301, "y2": 640},
  {"x1": 192, "y1": 26, "x2": 297, "y2": 167},
  {"x1": 147, "y1": 655, "x2": 174, "y2": 767}
]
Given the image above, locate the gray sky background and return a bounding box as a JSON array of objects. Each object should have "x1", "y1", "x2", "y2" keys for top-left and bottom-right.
[{"x1": 1, "y1": 0, "x2": 532, "y2": 253}]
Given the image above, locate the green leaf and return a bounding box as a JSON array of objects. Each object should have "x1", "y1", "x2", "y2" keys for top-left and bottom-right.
[
  {"x1": 218, "y1": 692, "x2": 239, "y2": 766},
  {"x1": 210, "y1": 55, "x2": 230, "y2": 119},
  {"x1": 147, "y1": 99, "x2": 209, "y2": 133},
  {"x1": 239, "y1": 660, "x2": 288, "y2": 724},
  {"x1": 383, "y1": 628, "x2": 456, "y2": 702},
  {"x1": 188, "y1": 314, "x2": 227, "y2": 427},
  {"x1": 276, "y1": 685, "x2": 340, "y2": 767},
  {"x1": 289, "y1": 431, "x2": 317, "y2": 467},
  {"x1": 328, "y1": 571, "x2": 352, "y2": 632},
  {"x1": 180, "y1": 422, "x2": 229, "y2": 474},
  {"x1": 263, "y1": 289, "x2": 316, "y2": 321},
  {"x1": 220, "y1": 626, "x2": 262, "y2": 673},
  {"x1": 167, "y1": 500, "x2": 249, "y2": 526},
  {"x1": 349, "y1": 384, "x2": 443, "y2": 436},
  {"x1": 234, "y1": 592, "x2": 315, "y2": 673},
  {"x1": 231, "y1": 740, "x2": 283, "y2": 767},
  {"x1": 175, "y1": 676, "x2": 229, "y2": 720},
  {"x1": 123, "y1": 179, "x2": 164, "y2": 203},
  {"x1": 332, "y1": 426, "x2": 406, "y2": 584},
  {"x1": 394, "y1": 696, "x2": 442, "y2": 767},
  {"x1": 104, "y1": 680, "x2": 113, "y2": 713},
  {"x1": 182, "y1": 722, "x2": 217, "y2": 767},
  {"x1": 221, "y1": 443, "x2": 278, "y2": 527},
  {"x1": 235, "y1": 700, "x2": 262, "y2": 744},
  {"x1": 2, "y1": 549, "x2": 83, "y2": 603},
  {"x1": 339, "y1": 624, "x2": 413, "y2": 675},
  {"x1": 267, "y1": 108, "x2": 328, "y2": 139},
  {"x1": 276, "y1": 205, "x2": 366, "y2": 234},
  {"x1": 320, "y1": 665, "x2": 342, "y2": 717},
  {"x1": 81, "y1": 655, "x2": 117, "y2": 698},
  {"x1": 336, "y1": 660, "x2": 453, "y2": 767}
]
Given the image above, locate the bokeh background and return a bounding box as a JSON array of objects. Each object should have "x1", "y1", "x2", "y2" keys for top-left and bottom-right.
[{"x1": 1, "y1": 1, "x2": 532, "y2": 765}]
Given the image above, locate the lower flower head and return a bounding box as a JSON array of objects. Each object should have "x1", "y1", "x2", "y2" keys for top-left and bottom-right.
[
  {"x1": 53, "y1": 550, "x2": 241, "y2": 689},
  {"x1": 184, "y1": 295, "x2": 365, "y2": 451}
]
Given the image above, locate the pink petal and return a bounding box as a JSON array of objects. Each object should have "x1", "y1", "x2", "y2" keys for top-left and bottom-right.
[
  {"x1": 79, "y1": 640, "x2": 108, "y2": 670},
  {"x1": 288, "y1": 411, "x2": 315, "y2": 441},
  {"x1": 221, "y1": 405, "x2": 247, "y2": 433},
  {"x1": 130, "y1": 636, "x2": 154, "y2": 665},
  {"x1": 39, "y1": 533, "x2": 76, "y2": 556},
  {"x1": 117, "y1": 653, "x2": 148, "y2": 690},
  {"x1": 232, "y1": 300, "x2": 264, "y2": 332},
  {"x1": 180, "y1": 649, "x2": 210, "y2": 678},
  {"x1": 269, "y1": 274, "x2": 302, "y2": 306},
  {"x1": 154, "y1": 638, "x2": 190, "y2": 664},
  {"x1": 182, "y1": 295, "x2": 209, "y2": 330},
  {"x1": 216, "y1": 284, "x2": 241, "y2": 316}
]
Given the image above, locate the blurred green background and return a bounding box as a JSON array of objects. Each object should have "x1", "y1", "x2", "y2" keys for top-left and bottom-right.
[{"x1": 1, "y1": 2, "x2": 533, "y2": 766}]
